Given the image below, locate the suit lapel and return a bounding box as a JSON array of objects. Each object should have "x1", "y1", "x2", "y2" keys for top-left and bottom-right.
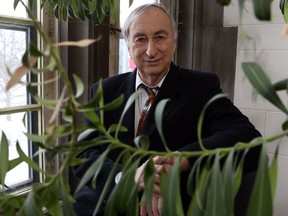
[
  {"x1": 114, "y1": 70, "x2": 137, "y2": 138},
  {"x1": 141, "y1": 63, "x2": 182, "y2": 136}
]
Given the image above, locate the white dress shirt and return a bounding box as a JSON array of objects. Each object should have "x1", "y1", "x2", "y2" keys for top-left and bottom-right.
[{"x1": 134, "y1": 71, "x2": 167, "y2": 136}]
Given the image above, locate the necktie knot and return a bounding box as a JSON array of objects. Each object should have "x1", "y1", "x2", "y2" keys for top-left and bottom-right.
[{"x1": 139, "y1": 83, "x2": 159, "y2": 104}]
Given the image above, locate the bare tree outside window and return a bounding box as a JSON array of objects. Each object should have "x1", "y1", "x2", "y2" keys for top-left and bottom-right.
[
  {"x1": 0, "y1": 0, "x2": 35, "y2": 189},
  {"x1": 0, "y1": 28, "x2": 27, "y2": 110},
  {"x1": 0, "y1": 28, "x2": 30, "y2": 188}
]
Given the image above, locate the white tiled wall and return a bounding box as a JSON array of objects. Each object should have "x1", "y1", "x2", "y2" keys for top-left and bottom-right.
[{"x1": 224, "y1": 1, "x2": 288, "y2": 215}]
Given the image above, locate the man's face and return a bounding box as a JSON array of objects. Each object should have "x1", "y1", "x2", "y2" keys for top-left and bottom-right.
[{"x1": 128, "y1": 7, "x2": 176, "y2": 80}]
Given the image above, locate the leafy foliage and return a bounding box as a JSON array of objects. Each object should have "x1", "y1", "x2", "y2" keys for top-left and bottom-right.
[{"x1": 0, "y1": 0, "x2": 288, "y2": 215}]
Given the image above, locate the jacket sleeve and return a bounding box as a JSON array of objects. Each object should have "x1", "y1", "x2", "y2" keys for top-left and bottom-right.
[
  {"x1": 177, "y1": 73, "x2": 262, "y2": 172},
  {"x1": 72, "y1": 82, "x2": 123, "y2": 195}
]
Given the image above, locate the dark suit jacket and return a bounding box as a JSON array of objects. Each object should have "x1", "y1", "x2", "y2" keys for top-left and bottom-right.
[{"x1": 73, "y1": 63, "x2": 261, "y2": 215}]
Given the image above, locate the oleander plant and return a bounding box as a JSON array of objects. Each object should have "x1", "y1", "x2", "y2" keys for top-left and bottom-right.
[{"x1": 0, "y1": 0, "x2": 288, "y2": 215}]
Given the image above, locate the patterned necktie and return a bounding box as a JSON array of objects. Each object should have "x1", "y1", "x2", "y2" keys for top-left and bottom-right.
[{"x1": 136, "y1": 84, "x2": 159, "y2": 136}]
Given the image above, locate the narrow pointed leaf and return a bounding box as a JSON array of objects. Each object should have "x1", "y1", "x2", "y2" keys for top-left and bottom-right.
[
  {"x1": 106, "y1": 159, "x2": 139, "y2": 214},
  {"x1": 273, "y1": 78, "x2": 288, "y2": 91},
  {"x1": 198, "y1": 94, "x2": 226, "y2": 150},
  {"x1": 47, "y1": 86, "x2": 66, "y2": 134},
  {"x1": 60, "y1": 177, "x2": 76, "y2": 216},
  {"x1": 216, "y1": 0, "x2": 231, "y2": 6},
  {"x1": 247, "y1": 146, "x2": 272, "y2": 216},
  {"x1": 29, "y1": 42, "x2": 44, "y2": 57},
  {"x1": 253, "y1": 0, "x2": 272, "y2": 20},
  {"x1": 222, "y1": 149, "x2": 235, "y2": 215},
  {"x1": 73, "y1": 74, "x2": 85, "y2": 98},
  {"x1": 0, "y1": 132, "x2": 9, "y2": 187},
  {"x1": 134, "y1": 135, "x2": 150, "y2": 150},
  {"x1": 116, "y1": 91, "x2": 140, "y2": 137},
  {"x1": 206, "y1": 152, "x2": 226, "y2": 216},
  {"x1": 6, "y1": 56, "x2": 37, "y2": 91},
  {"x1": 155, "y1": 99, "x2": 170, "y2": 152},
  {"x1": 16, "y1": 143, "x2": 42, "y2": 173},
  {"x1": 187, "y1": 162, "x2": 209, "y2": 216},
  {"x1": 269, "y1": 146, "x2": 279, "y2": 200},
  {"x1": 25, "y1": 132, "x2": 48, "y2": 142},
  {"x1": 102, "y1": 95, "x2": 124, "y2": 111},
  {"x1": 53, "y1": 38, "x2": 100, "y2": 47},
  {"x1": 242, "y1": 62, "x2": 288, "y2": 114},
  {"x1": 8, "y1": 157, "x2": 22, "y2": 171},
  {"x1": 24, "y1": 191, "x2": 44, "y2": 216},
  {"x1": 93, "y1": 154, "x2": 124, "y2": 216},
  {"x1": 75, "y1": 147, "x2": 110, "y2": 194},
  {"x1": 161, "y1": 158, "x2": 183, "y2": 216},
  {"x1": 142, "y1": 159, "x2": 157, "y2": 210}
]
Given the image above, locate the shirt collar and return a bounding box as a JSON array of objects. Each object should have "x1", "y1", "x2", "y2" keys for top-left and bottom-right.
[{"x1": 135, "y1": 69, "x2": 169, "y2": 90}]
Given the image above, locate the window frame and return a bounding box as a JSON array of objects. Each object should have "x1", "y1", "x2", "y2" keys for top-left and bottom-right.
[{"x1": 0, "y1": 2, "x2": 44, "y2": 193}]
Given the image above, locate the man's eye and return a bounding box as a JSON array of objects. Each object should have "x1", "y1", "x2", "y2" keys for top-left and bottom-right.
[
  {"x1": 155, "y1": 36, "x2": 166, "y2": 43},
  {"x1": 135, "y1": 37, "x2": 147, "y2": 44}
]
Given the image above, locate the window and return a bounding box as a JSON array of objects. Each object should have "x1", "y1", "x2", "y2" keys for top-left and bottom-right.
[{"x1": 0, "y1": 0, "x2": 41, "y2": 191}]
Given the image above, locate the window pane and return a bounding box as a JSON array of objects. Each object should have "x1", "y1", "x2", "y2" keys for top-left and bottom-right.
[
  {"x1": 0, "y1": 0, "x2": 28, "y2": 18},
  {"x1": 118, "y1": 0, "x2": 158, "y2": 74},
  {"x1": 0, "y1": 113, "x2": 31, "y2": 188},
  {"x1": 0, "y1": 27, "x2": 28, "y2": 108}
]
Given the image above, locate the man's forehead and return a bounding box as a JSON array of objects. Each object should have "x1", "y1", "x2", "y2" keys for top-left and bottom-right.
[{"x1": 131, "y1": 29, "x2": 169, "y2": 38}]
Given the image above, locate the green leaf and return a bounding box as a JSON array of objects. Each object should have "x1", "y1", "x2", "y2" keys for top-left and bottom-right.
[
  {"x1": 216, "y1": 0, "x2": 231, "y2": 6},
  {"x1": 94, "y1": 154, "x2": 125, "y2": 216},
  {"x1": 247, "y1": 145, "x2": 272, "y2": 216},
  {"x1": 105, "y1": 159, "x2": 139, "y2": 215},
  {"x1": 233, "y1": 152, "x2": 245, "y2": 197},
  {"x1": 142, "y1": 159, "x2": 156, "y2": 210},
  {"x1": 116, "y1": 91, "x2": 140, "y2": 137},
  {"x1": 33, "y1": 95, "x2": 58, "y2": 108},
  {"x1": 25, "y1": 132, "x2": 48, "y2": 142},
  {"x1": 59, "y1": 176, "x2": 76, "y2": 216},
  {"x1": 102, "y1": 95, "x2": 124, "y2": 111},
  {"x1": 21, "y1": 49, "x2": 30, "y2": 67},
  {"x1": 46, "y1": 125, "x2": 73, "y2": 143},
  {"x1": 75, "y1": 147, "x2": 110, "y2": 194},
  {"x1": 73, "y1": 74, "x2": 85, "y2": 98},
  {"x1": 77, "y1": 128, "x2": 97, "y2": 141},
  {"x1": 84, "y1": 111, "x2": 106, "y2": 133},
  {"x1": 205, "y1": 152, "x2": 226, "y2": 216},
  {"x1": 253, "y1": 0, "x2": 272, "y2": 20},
  {"x1": 242, "y1": 62, "x2": 288, "y2": 114},
  {"x1": 36, "y1": 184, "x2": 63, "y2": 216},
  {"x1": 8, "y1": 157, "x2": 23, "y2": 171},
  {"x1": 222, "y1": 149, "x2": 235, "y2": 215},
  {"x1": 107, "y1": 124, "x2": 128, "y2": 134},
  {"x1": 282, "y1": 120, "x2": 288, "y2": 131},
  {"x1": 238, "y1": 0, "x2": 246, "y2": 21},
  {"x1": 134, "y1": 135, "x2": 150, "y2": 150},
  {"x1": 0, "y1": 132, "x2": 9, "y2": 189},
  {"x1": 24, "y1": 191, "x2": 44, "y2": 216},
  {"x1": 187, "y1": 161, "x2": 209, "y2": 216},
  {"x1": 273, "y1": 78, "x2": 288, "y2": 91},
  {"x1": 161, "y1": 158, "x2": 184, "y2": 216},
  {"x1": 16, "y1": 142, "x2": 42, "y2": 173},
  {"x1": 284, "y1": 0, "x2": 288, "y2": 22},
  {"x1": 155, "y1": 99, "x2": 170, "y2": 152},
  {"x1": 13, "y1": 0, "x2": 20, "y2": 10},
  {"x1": 197, "y1": 93, "x2": 226, "y2": 151},
  {"x1": 269, "y1": 146, "x2": 279, "y2": 200},
  {"x1": 29, "y1": 42, "x2": 44, "y2": 57}
]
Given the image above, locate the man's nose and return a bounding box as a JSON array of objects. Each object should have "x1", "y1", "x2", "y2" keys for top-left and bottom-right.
[{"x1": 146, "y1": 40, "x2": 157, "y2": 58}]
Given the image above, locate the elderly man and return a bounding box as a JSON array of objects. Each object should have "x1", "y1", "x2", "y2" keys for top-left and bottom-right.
[{"x1": 73, "y1": 3, "x2": 261, "y2": 216}]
